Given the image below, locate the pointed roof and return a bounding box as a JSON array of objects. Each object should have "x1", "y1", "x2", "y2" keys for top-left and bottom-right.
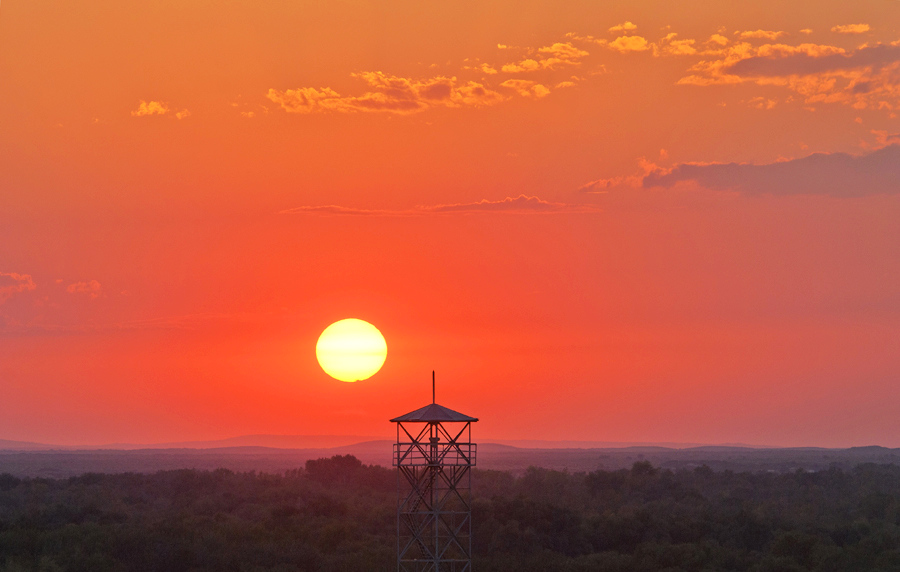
[{"x1": 390, "y1": 403, "x2": 478, "y2": 423}]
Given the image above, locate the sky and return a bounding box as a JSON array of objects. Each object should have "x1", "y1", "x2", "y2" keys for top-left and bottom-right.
[{"x1": 1, "y1": 0, "x2": 899, "y2": 447}]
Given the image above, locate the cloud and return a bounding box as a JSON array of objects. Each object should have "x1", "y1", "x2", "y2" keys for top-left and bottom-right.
[
  {"x1": 724, "y1": 43, "x2": 900, "y2": 111},
  {"x1": 831, "y1": 24, "x2": 871, "y2": 35},
  {"x1": 66, "y1": 280, "x2": 102, "y2": 299},
  {"x1": 267, "y1": 73, "x2": 506, "y2": 115},
  {"x1": 746, "y1": 96, "x2": 777, "y2": 110},
  {"x1": 655, "y1": 33, "x2": 697, "y2": 56},
  {"x1": 131, "y1": 100, "x2": 169, "y2": 117},
  {"x1": 0, "y1": 312, "x2": 263, "y2": 337},
  {"x1": 642, "y1": 145, "x2": 900, "y2": 197},
  {"x1": 538, "y1": 42, "x2": 590, "y2": 64},
  {"x1": 870, "y1": 130, "x2": 900, "y2": 148},
  {"x1": 279, "y1": 205, "x2": 398, "y2": 216},
  {"x1": 607, "y1": 35, "x2": 651, "y2": 53},
  {"x1": 676, "y1": 41, "x2": 757, "y2": 85},
  {"x1": 579, "y1": 158, "x2": 661, "y2": 193},
  {"x1": 500, "y1": 42, "x2": 588, "y2": 73},
  {"x1": 728, "y1": 43, "x2": 897, "y2": 77},
  {"x1": 500, "y1": 79, "x2": 551, "y2": 98},
  {"x1": 0, "y1": 272, "x2": 35, "y2": 304},
  {"x1": 281, "y1": 195, "x2": 601, "y2": 216},
  {"x1": 501, "y1": 59, "x2": 541, "y2": 73},
  {"x1": 675, "y1": 36, "x2": 900, "y2": 112},
  {"x1": 609, "y1": 21, "x2": 638, "y2": 33},
  {"x1": 740, "y1": 30, "x2": 786, "y2": 40},
  {"x1": 426, "y1": 195, "x2": 601, "y2": 213}
]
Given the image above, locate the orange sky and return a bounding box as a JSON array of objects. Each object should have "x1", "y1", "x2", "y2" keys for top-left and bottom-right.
[{"x1": 1, "y1": 0, "x2": 899, "y2": 447}]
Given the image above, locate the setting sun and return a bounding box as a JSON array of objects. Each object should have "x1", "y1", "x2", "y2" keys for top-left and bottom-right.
[{"x1": 315, "y1": 319, "x2": 387, "y2": 382}]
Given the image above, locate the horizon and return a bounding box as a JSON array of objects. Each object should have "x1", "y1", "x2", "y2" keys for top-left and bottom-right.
[
  {"x1": 0, "y1": 431, "x2": 891, "y2": 452},
  {"x1": 2, "y1": 0, "x2": 899, "y2": 449}
]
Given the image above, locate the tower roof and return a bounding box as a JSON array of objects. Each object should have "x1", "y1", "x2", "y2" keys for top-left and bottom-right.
[{"x1": 390, "y1": 402, "x2": 478, "y2": 423}]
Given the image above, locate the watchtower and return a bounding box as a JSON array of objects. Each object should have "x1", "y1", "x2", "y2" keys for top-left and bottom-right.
[{"x1": 391, "y1": 373, "x2": 478, "y2": 572}]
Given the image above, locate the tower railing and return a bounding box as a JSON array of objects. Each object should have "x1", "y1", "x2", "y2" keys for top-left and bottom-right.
[{"x1": 393, "y1": 442, "x2": 476, "y2": 467}]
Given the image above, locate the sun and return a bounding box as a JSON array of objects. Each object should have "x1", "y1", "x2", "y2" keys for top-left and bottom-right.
[{"x1": 316, "y1": 319, "x2": 387, "y2": 382}]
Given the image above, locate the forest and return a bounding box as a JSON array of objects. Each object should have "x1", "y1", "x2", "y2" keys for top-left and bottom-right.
[{"x1": 2, "y1": 456, "x2": 900, "y2": 571}]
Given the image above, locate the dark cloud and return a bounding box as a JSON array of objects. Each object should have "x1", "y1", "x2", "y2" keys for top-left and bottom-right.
[
  {"x1": 728, "y1": 43, "x2": 900, "y2": 77},
  {"x1": 643, "y1": 145, "x2": 900, "y2": 197},
  {"x1": 0, "y1": 272, "x2": 35, "y2": 304}
]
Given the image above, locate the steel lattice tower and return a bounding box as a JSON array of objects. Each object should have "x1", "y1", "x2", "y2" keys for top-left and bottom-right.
[{"x1": 391, "y1": 373, "x2": 478, "y2": 572}]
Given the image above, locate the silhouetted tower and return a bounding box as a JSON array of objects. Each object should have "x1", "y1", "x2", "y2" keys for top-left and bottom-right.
[{"x1": 391, "y1": 372, "x2": 478, "y2": 572}]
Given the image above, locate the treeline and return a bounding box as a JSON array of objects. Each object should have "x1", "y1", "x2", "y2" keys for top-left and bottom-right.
[{"x1": 3, "y1": 457, "x2": 900, "y2": 570}]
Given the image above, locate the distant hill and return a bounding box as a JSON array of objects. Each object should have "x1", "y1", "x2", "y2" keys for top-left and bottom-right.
[
  {"x1": 0, "y1": 439, "x2": 58, "y2": 451},
  {"x1": 0, "y1": 434, "x2": 771, "y2": 452},
  {"x1": 485, "y1": 439, "x2": 770, "y2": 449},
  {"x1": 96, "y1": 434, "x2": 388, "y2": 450},
  {"x1": 2, "y1": 437, "x2": 900, "y2": 478}
]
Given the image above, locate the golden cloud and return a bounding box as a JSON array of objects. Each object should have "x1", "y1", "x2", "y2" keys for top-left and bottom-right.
[
  {"x1": 267, "y1": 73, "x2": 506, "y2": 115},
  {"x1": 656, "y1": 33, "x2": 697, "y2": 56},
  {"x1": 131, "y1": 100, "x2": 169, "y2": 117},
  {"x1": 609, "y1": 21, "x2": 638, "y2": 33},
  {"x1": 739, "y1": 30, "x2": 786, "y2": 40},
  {"x1": 500, "y1": 79, "x2": 551, "y2": 98},
  {"x1": 500, "y1": 42, "x2": 588, "y2": 73},
  {"x1": 831, "y1": 24, "x2": 871, "y2": 35},
  {"x1": 501, "y1": 59, "x2": 542, "y2": 73},
  {"x1": 608, "y1": 35, "x2": 650, "y2": 53}
]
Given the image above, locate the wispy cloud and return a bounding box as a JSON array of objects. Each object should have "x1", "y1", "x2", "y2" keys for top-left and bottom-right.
[
  {"x1": 427, "y1": 195, "x2": 602, "y2": 213},
  {"x1": 0, "y1": 312, "x2": 268, "y2": 338},
  {"x1": 281, "y1": 195, "x2": 602, "y2": 216},
  {"x1": 279, "y1": 205, "x2": 398, "y2": 216}
]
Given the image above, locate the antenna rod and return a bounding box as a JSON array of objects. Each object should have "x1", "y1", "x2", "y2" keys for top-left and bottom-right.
[{"x1": 432, "y1": 371, "x2": 435, "y2": 404}]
